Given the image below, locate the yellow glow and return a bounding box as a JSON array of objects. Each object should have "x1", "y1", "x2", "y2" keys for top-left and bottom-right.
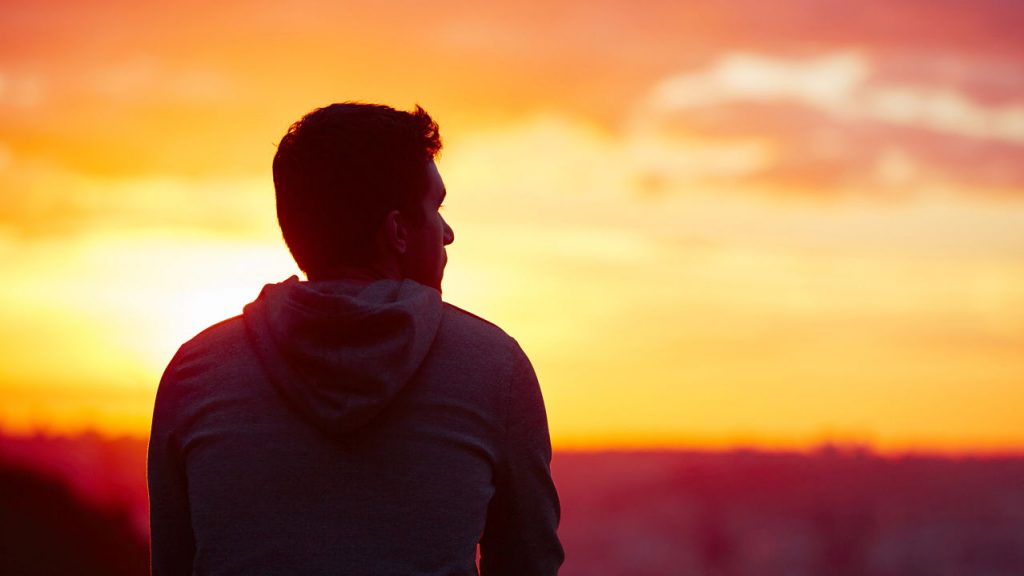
[{"x1": 1, "y1": 2, "x2": 1023, "y2": 454}]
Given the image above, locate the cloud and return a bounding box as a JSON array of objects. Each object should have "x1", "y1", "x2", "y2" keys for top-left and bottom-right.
[
  {"x1": 649, "y1": 51, "x2": 1024, "y2": 145},
  {"x1": 87, "y1": 58, "x2": 234, "y2": 103},
  {"x1": 636, "y1": 52, "x2": 1024, "y2": 195},
  {"x1": 863, "y1": 86, "x2": 1024, "y2": 142},
  {"x1": 650, "y1": 52, "x2": 870, "y2": 112},
  {"x1": 0, "y1": 154, "x2": 275, "y2": 238}
]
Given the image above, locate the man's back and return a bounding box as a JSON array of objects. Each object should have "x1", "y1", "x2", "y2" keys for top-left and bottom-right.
[{"x1": 148, "y1": 277, "x2": 563, "y2": 575}]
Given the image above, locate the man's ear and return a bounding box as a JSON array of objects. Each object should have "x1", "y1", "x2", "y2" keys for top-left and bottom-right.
[{"x1": 380, "y1": 209, "x2": 408, "y2": 255}]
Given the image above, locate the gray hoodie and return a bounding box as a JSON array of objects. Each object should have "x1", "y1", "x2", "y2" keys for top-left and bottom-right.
[{"x1": 148, "y1": 277, "x2": 563, "y2": 576}]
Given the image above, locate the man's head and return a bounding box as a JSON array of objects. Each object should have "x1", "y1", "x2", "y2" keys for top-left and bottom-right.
[{"x1": 272, "y1": 103, "x2": 454, "y2": 289}]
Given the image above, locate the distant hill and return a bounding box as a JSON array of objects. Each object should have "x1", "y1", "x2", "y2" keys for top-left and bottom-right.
[{"x1": 2, "y1": 432, "x2": 1023, "y2": 576}]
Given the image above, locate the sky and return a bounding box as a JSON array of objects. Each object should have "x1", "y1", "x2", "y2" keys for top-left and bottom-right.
[{"x1": 1, "y1": 0, "x2": 1023, "y2": 452}]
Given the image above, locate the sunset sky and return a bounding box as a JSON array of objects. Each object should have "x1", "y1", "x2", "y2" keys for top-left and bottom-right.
[{"x1": 1, "y1": 0, "x2": 1022, "y2": 452}]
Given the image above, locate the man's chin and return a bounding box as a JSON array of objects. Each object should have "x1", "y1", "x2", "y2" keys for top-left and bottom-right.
[{"x1": 433, "y1": 259, "x2": 447, "y2": 288}]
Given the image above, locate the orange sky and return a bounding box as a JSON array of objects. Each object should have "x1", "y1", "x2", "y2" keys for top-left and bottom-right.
[{"x1": 1, "y1": 0, "x2": 1023, "y2": 453}]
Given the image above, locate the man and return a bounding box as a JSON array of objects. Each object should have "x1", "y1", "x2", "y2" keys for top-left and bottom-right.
[{"x1": 148, "y1": 103, "x2": 564, "y2": 575}]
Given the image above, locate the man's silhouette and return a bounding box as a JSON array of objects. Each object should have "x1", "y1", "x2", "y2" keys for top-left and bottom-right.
[{"x1": 147, "y1": 103, "x2": 564, "y2": 575}]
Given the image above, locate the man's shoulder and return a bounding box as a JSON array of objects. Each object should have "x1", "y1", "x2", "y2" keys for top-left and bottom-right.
[
  {"x1": 163, "y1": 314, "x2": 251, "y2": 381},
  {"x1": 154, "y1": 315, "x2": 252, "y2": 421},
  {"x1": 433, "y1": 302, "x2": 533, "y2": 387},
  {"x1": 178, "y1": 314, "x2": 248, "y2": 355},
  {"x1": 440, "y1": 302, "x2": 516, "y2": 346},
  {"x1": 438, "y1": 302, "x2": 534, "y2": 367}
]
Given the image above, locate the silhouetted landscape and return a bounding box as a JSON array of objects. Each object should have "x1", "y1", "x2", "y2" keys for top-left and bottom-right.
[
  {"x1": 1, "y1": 432, "x2": 1022, "y2": 576},
  {"x1": 0, "y1": 454, "x2": 148, "y2": 575}
]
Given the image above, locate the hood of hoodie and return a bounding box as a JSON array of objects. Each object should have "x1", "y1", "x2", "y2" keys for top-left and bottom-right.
[{"x1": 242, "y1": 275, "x2": 443, "y2": 436}]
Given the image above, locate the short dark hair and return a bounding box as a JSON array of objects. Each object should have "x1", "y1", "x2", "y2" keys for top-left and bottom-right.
[{"x1": 272, "y1": 103, "x2": 442, "y2": 277}]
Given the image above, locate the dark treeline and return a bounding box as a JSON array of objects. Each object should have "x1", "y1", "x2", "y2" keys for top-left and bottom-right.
[{"x1": 0, "y1": 459, "x2": 148, "y2": 576}]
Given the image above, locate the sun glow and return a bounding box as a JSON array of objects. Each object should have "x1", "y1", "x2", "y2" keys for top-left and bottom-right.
[{"x1": 2, "y1": 0, "x2": 1023, "y2": 453}]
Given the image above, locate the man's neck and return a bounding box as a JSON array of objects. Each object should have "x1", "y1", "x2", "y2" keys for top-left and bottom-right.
[{"x1": 306, "y1": 261, "x2": 401, "y2": 283}]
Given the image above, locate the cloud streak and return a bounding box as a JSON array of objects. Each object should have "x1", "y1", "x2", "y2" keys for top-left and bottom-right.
[
  {"x1": 649, "y1": 51, "x2": 1024, "y2": 144},
  {"x1": 636, "y1": 51, "x2": 1024, "y2": 195}
]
